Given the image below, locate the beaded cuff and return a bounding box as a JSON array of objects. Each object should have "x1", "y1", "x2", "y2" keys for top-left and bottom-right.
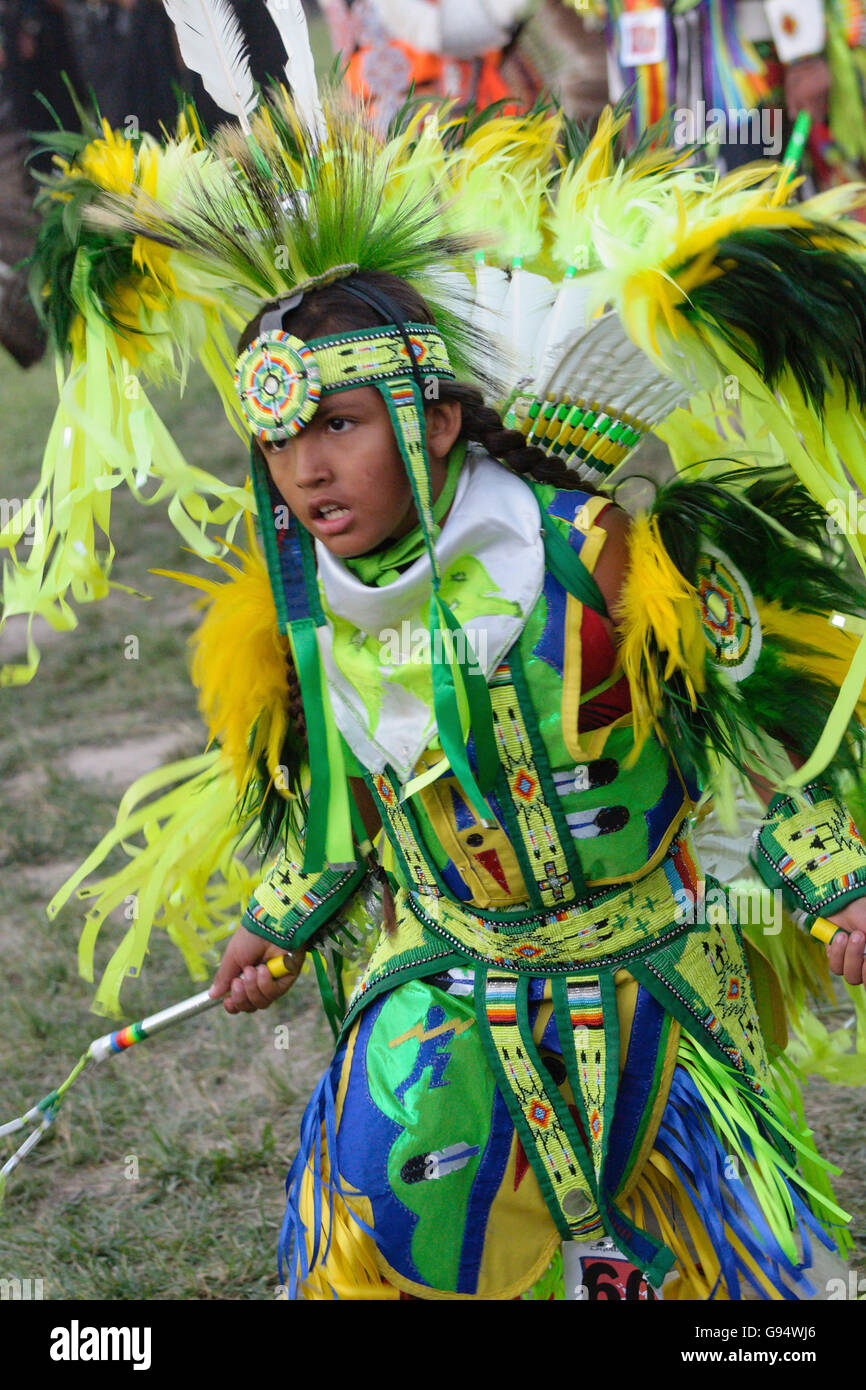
[
  {"x1": 753, "y1": 781, "x2": 866, "y2": 924},
  {"x1": 242, "y1": 851, "x2": 368, "y2": 949}
]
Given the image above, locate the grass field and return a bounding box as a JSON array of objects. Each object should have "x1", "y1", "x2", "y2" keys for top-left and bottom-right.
[{"x1": 0, "y1": 349, "x2": 335, "y2": 1300}]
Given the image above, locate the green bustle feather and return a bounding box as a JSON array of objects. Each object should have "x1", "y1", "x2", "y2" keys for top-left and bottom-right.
[
  {"x1": 81, "y1": 98, "x2": 492, "y2": 389},
  {"x1": 558, "y1": 88, "x2": 693, "y2": 172},
  {"x1": 28, "y1": 170, "x2": 144, "y2": 355},
  {"x1": 385, "y1": 93, "x2": 511, "y2": 148},
  {"x1": 647, "y1": 469, "x2": 866, "y2": 794},
  {"x1": 684, "y1": 226, "x2": 866, "y2": 413},
  {"x1": 238, "y1": 720, "x2": 308, "y2": 857},
  {"x1": 654, "y1": 470, "x2": 866, "y2": 617}
]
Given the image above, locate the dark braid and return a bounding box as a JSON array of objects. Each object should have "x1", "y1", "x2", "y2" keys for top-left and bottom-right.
[{"x1": 439, "y1": 381, "x2": 598, "y2": 493}]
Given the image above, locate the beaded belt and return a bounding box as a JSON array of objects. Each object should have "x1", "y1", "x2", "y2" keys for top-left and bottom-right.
[{"x1": 403, "y1": 827, "x2": 701, "y2": 974}]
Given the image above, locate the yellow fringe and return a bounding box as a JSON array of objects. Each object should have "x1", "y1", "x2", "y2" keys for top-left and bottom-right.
[{"x1": 293, "y1": 1146, "x2": 398, "y2": 1301}]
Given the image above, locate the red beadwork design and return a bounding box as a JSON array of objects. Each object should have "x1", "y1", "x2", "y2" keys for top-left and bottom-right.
[
  {"x1": 528, "y1": 1099, "x2": 552, "y2": 1128},
  {"x1": 513, "y1": 771, "x2": 537, "y2": 801}
]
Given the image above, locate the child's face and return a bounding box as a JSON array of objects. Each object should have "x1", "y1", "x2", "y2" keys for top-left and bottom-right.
[{"x1": 260, "y1": 385, "x2": 452, "y2": 558}]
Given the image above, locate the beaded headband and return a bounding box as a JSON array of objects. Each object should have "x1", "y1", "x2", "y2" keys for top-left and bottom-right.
[{"x1": 234, "y1": 323, "x2": 455, "y2": 442}]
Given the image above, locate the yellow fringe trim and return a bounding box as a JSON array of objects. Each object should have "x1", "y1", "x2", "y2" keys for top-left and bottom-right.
[{"x1": 293, "y1": 1147, "x2": 398, "y2": 1301}]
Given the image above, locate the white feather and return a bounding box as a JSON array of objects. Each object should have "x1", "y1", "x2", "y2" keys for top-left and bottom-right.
[
  {"x1": 164, "y1": 0, "x2": 257, "y2": 133},
  {"x1": 263, "y1": 0, "x2": 327, "y2": 145}
]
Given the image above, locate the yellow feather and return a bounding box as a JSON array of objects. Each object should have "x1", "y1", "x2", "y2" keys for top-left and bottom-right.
[
  {"x1": 757, "y1": 602, "x2": 866, "y2": 720},
  {"x1": 159, "y1": 530, "x2": 293, "y2": 796},
  {"x1": 444, "y1": 112, "x2": 561, "y2": 265},
  {"x1": 616, "y1": 515, "x2": 706, "y2": 758}
]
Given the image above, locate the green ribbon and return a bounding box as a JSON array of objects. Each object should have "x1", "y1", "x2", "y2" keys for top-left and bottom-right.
[
  {"x1": 289, "y1": 622, "x2": 332, "y2": 872},
  {"x1": 540, "y1": 508, "x2": 608, "y2": 617},
  {"x1": 427, "y1": 592, "x2": 499, "y2": 821},
  {"x1": 341, "y1": 435, "x2": 497, "y2": 816},
  {"x1": 311, "y1": 948, "x2": 343, "y2": 1040}
]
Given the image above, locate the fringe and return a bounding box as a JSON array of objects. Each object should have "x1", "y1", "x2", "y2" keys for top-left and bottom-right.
[
  {"x1": 633, "y1": 1046, "x2": 844, "y2": 1299},
  {"x1": 278, "y1": 1065, "x2": 383, "y2": 1301},
  {"x1": 278, "y1": 1031, "x2": 849, "y2": 1301}
]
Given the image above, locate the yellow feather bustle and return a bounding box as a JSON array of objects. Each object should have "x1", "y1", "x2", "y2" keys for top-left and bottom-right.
[
  {"x1": 158, "y1": 522, "x2": 295, "y2": 801},
  {"x1": 616, "y1": 514, "x2": 706, "y2": 759}
]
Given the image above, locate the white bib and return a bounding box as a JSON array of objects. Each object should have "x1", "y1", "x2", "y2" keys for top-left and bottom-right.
[{"x1": 315, "y1": 450, "x2": 546, "y2": 782}]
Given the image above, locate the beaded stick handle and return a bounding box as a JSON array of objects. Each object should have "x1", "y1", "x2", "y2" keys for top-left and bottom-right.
[
  {"x1": 87, "y1": 951, "x2": 301, "y2": 1061},
  {"x1": 0, "y1": 953, "x2": 301, "y2": 1188}
]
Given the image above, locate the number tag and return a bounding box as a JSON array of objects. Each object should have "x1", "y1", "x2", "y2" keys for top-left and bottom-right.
[
  {"x1": 619, "y1": 9, "x2": 667, "y2": 66},
  {"x1": 563, "y1": 1236, "x2": 673, "y2": 1300}
]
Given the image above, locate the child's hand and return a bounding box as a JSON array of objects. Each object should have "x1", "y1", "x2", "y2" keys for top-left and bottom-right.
[
  {"x1": 209, "y1": 924, "x2": 304, "y2": 1014},
  {"x1": 823, "y1": 901, "x2": 866, "y2": 988}
]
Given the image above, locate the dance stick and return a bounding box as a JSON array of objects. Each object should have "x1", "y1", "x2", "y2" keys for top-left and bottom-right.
[
  {"x1": 1, "y1": 953, "x2": 302, "y2": 1185},
  {"x1": 87, "y1": 951, "x2": 301, "y2": 1060}
]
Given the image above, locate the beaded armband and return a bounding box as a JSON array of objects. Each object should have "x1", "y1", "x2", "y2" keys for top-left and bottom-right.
[
  {"x1": 242, "y1": 851, "x2": 368, "y2": 949},
  {"x1": 753, "y1": 781, "x2": 866, "y2": 924}
]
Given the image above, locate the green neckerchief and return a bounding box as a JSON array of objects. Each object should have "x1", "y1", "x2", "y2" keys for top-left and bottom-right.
[{"x1": 345, "y1": 442, "x2": 467, "y2": 588}]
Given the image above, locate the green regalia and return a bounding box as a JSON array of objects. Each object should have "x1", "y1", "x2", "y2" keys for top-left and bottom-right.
[{"x1": 11, "y1": 5, "x2": 866, "y2": 1299}]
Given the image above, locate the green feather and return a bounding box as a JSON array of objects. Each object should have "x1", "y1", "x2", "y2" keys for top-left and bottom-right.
[
  {"x1": 80, "y1": 99, "x2": 488, "y2": 384},
  {"x1": 239, "y1": 720, "x2": 308, "y2": 857},
  {"x1": 644, "y1": 469, "x2": 866, "y2": 794},
  {"x1": 685, "y1": 226, "x2": 866, "y2": 412}
]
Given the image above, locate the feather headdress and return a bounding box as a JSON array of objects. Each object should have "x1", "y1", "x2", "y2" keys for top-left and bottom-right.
[
  {"x1": 84, "y1": 103, "x2": 482, "y2": 376},
  {"x1": 164, "y1": 0, "x2": 258, "y2": 133}
]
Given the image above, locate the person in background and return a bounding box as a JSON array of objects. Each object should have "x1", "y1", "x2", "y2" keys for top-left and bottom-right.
[
  {"x1": 320, "y1": 0, "x2": 538, "y2": 128},
  {"x1": 600, "y1": 0, "x2": 866, "y2": 191},
  {"x1": 0, "y1": 0, "x2": 68, "y2": 365}
]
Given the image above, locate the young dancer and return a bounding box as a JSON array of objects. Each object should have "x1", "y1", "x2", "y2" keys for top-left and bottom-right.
[
  {"x1": 189, "y1": 249, "x2": 866, "y2": 1299},
  {"x1": 12, "y1": 9, "x2": 866, "y2": 1298}
]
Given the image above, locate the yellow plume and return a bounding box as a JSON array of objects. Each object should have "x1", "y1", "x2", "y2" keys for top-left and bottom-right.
[
  {"x1": 616, "y1": 514, "x2": 706, "y2": 757},
  {"x1": 758, "y1": 603, "x2": 866, "y2": 721},
  {"x1": 157, "y1": 526, "x2": 293, "y2": 798}
]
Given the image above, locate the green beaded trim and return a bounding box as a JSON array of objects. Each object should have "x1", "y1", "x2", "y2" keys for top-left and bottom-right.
[
  {"x1": 309, "y1": 324, "x2": 454, "y2": 394},
  {"x1": 242, "y1": 851, "x2": 367, "y2": 949},
  {"x1": 753, "y1": 781, "x2": 866, "y2": 923}
]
